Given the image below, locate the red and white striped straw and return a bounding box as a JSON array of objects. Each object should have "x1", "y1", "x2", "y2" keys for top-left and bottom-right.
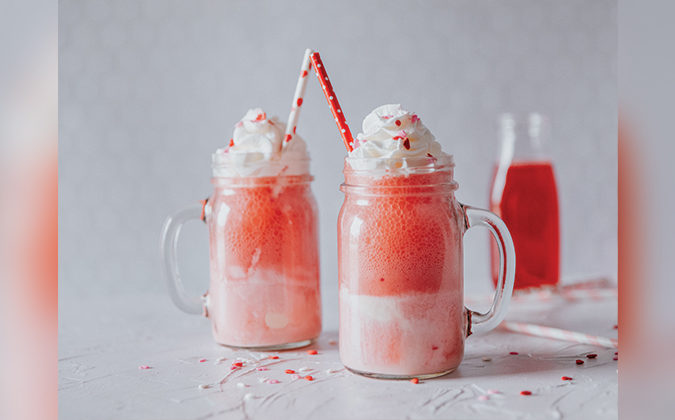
[
  {"x1": 309, "y1": 52, "x2": 354, "y2": 152},
  {"x1": 502, "y1": 321, "x2": 618, "y2": 349},
  {"x1": 282, "y1": 48, "x2": 313, "y2": 152}
]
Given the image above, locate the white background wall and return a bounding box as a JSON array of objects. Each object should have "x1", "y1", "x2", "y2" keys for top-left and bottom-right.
[{"x1": 59, "y1": 0, "x2": 616, "y2": 323}]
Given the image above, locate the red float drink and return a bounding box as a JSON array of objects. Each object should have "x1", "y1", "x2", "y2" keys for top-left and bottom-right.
[
  {"x1": 162, "y1": 108, "x2": 321, "y2": 350},
  {"x1": 338, "y1": 105, "x2": 516, "y2": 378},
  {"x1": 205, "y1": 172, "x2": 321, "y2": 348}
]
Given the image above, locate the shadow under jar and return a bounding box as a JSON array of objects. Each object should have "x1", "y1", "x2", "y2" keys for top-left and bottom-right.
[
  {"x1": 338, "y1": 156, "x2": 515, "y2": 379},
  {"x1": 161, "y1": 156, "x2": 321, "y2": 350}
]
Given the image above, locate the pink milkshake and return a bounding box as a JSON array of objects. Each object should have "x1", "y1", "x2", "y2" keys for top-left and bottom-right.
[
  {"x1": 162, "y1": 108, "x2": 321, "y2": 350},
  {"x1": 338, "y1": 105, "x2": 515, "y2": 378}
]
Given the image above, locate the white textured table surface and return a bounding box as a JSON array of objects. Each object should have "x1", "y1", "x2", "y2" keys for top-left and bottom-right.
[{"x1": 59, "y1": 293, "x2": 617, "y2": 420}]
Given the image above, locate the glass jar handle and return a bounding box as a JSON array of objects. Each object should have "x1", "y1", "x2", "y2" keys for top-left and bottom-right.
[
  {"x1": 159, "y1": 203, "x2": 206, "y2": 315},
  {"x1": 461, "y1": 203, "x2": 516, "y2": 334}
]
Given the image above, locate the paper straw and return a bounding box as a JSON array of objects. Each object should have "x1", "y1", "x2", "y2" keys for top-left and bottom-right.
[
  {"x1": 309, "y1": 52, "x2": 355, "y2": 152},
  {"x1": 501, "y1": 321, "x2": 618, "y2": 349},
  {"x1": 282, "y1": 48, "x2": 313, "y2": 152}
]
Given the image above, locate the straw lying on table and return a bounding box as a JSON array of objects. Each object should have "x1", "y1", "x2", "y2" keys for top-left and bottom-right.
[
  {"x1": 309, "y1": 51, "x2": 355, "y2": 152},
  {"x1": 282, "y1": 48, "x2": 313, "y2": 151},
  {"x1": 501, "y1": 321, "x2": 618, "y2": 349}
]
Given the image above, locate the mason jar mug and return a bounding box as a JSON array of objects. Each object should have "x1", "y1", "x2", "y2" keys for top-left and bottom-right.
[
  {"x1": 338, "y1": 156, "x2": 515, "y2": 378},
  {"x1": 161, "y1": 157, "x2": 321, "y2": 350}
]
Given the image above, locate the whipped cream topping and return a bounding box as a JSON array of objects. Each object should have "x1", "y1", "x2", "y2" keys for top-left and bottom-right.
[
  {"x1": 348, "y1": 105, "x2": 447, "y2": 171},
  {"x1": 213, "y1": 108, "x2": 309, "y2": 177}
]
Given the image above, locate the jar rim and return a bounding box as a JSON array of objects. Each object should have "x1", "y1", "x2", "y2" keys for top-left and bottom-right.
[
  {"x1": 211, "y1": 152, "x2": 311, "y2": 178},
  {"x1": 343, "y1": 154, "x2": 455, "y2": 175}
]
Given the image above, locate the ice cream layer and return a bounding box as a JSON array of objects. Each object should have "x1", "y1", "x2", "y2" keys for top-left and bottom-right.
[
  {"x1": 347, "y1": 104, "x2": 448, "y2": 171},
  {"x1": 213, "y1": 108, "x2": 309, "y2": 177}
]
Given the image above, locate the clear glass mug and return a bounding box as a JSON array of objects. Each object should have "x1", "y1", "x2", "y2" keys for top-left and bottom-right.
[
  {"x1": 338, "y1": 156, "x2": 515, "y2": 378},
  {"x1": 160, "y1": 156, "x2": 322, "y2": 350}
]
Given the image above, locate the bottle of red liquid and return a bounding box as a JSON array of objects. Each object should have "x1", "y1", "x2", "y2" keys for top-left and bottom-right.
[{"x1": 490, "y1": 113, "x2": 560, "y2": 290}]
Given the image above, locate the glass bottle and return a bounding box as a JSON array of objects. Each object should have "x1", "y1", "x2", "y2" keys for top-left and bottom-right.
[{"x1": 490, "y1": 113, "x2": 560, "y2": 290}]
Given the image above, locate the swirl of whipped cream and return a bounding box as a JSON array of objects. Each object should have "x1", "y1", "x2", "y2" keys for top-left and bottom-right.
[
  {"x1": 350, "y1": 104, "x2": 445, "y2": 162},
  {"x1": 213, "y1": 108, "x2": 309, "y2": 177}
]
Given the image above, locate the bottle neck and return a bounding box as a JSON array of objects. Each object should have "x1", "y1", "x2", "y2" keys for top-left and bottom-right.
[{"x1": 498, "y1": 113, "x2": 551, "y2": 165}]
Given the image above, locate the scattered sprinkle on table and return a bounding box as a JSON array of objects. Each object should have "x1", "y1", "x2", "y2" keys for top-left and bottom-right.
[
  {"x1": 520, "y1": 390, "x2": 532, "y2": 396},
  {"x1": 576, "y1": 359, "x2": 584, "y2": 365},
  {"x1": 613, "y1": 356, "x2": 618, "y2": 361},
  {"x1": 307, "y1": 349, "x2": 318, "y2": 355},
  {"x1": 410, "y1": 378, "x2": 419, "y2": 384},
  {"x1": 509, "y1": 352, "x2": 519, "y2": 355},
  {"x1": 562, "y1": 376, "x2": 573, "y2": 381},
  {"x1": 285, "y1": 369, "x2": 295, "y2": 374},
  {"x1": 199, "y1": 359, "x2": 207, "y2": 363},
  {"x1": 304, "y1": 375, "x2": 314, "y2": 381},
  {"x1": 198, "y1": 384, "x2": 210, "y2": 390},
  {"x1": 268, "y1": 356, "x2": 279, "y2": 360},
  {"x1": 138, "y1": 365, "x2": 151, "y2": 370},
  {"x1": 256, "y1": 367, "x2": 268, "y2": 371},
  {"x1": 586, "y1": 354, "x2": 597, "y2": 359}
]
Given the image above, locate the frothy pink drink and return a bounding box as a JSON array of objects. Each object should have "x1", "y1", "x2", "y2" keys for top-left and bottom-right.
[
  {"x1": 337, "y1": 105, "x2": 515, "y2": 378},
  {"x1": 339, "y1": 168, "x2": 465, "y2": 376},
  {"x1": 205, "y1": 174, "x2": 321, "y2": 347},
  {"x1": 162, "y1": 108, "x2": 321, "y2": 350}
]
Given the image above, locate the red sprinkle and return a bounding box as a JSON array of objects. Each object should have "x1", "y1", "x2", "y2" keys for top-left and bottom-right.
[
  {"x1": 296, "y1": 98, "x2": 303, "y2": 107},
  {"x1": 229, "y1": 138, "x2": 234, "y2": 147},
  {"x1": 232, "y1": 362, "x2": 243, "y2": 367},
  {"x1": 403, "y1": 138, "x2": 411, "y2": 150},
  {"x1": 254, "y1": 112, "x2": 266, "y2": 121},
  {"x1": 284, "y1": 134, "x2": 292, "y2": 143},
  {"x1": 307, "y1": 350, "x2": 318, "y2": 355},
  {"x1": 576, "y1": 359, "x2": 584, "y2": 365},
  {"x1": 614, "y1": 351, "x2": 618, "y2": 355},
  {"x1": 199, "y1": 359, "x2": 207, "y2": 363},
  {"x1": 392, "y1": 136, "x2": 404, "y2": 141},
  {"x1": 561, "y1": 376, "x2": 573, "y2": 381},
  {"x1": 395, "y1": 120, "x2": 401, "y2": 126},
  {"x1": 520, "y1": 390, "x2": 532, "y2": 396},
  {"x1": 586, "y1": 354, "x2": 597, "y2": 359},
  {"x1": 427, "y1": 153, "x2": 434, "y2": 158},
  {"x1": 613, "y1": 324, "x2": 618, "y2": 329},
  {"x1": 268, "y1": 356, "x2": 279, "y2": 360},
  {"x1": 509, "y1": 352, "x2": 519, "y2": 355},
  {"x1": 304, "y1": 375, "x2": 314, "y2": 381},
  {"x1": 432, "y1": 345, "x2": 438, "y2": 350},
  {"x1": 410, "y1": 378, "x2": 419, "y2": 384},
  {"x1": 138, "y1": 365, "x2": 151, "y2": 370},
  {"x1": 613, "y1": 356, "x2": 618, "y2": 361},
  {"x1": 301, "y1": 70, "x2": 308, "y2": 78},
  {"x1": 411, "y1": 114, "x2": 419, "y2": 123},
  {"x1": 285, "y1": 369, "x2": 295, "y2": 374},
  {"x1": 293, "y1": 126, "x2": 297, "y2": 134}
]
